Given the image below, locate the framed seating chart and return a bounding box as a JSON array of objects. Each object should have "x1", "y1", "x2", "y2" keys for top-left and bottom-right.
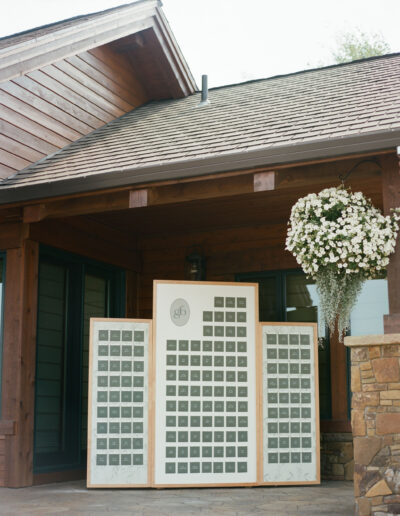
[
  {"x1": 152, "y1": 280, "x2": 258, "y2": 486},
  {"x1": 87, "y1": 318, "x2": 152, "y2": 487},
  {"x1": 87, "y1": 282, "x2": 320, "y2": 488},
  {"x1": 260, "y1": 322, "x2": 320, "y2": 484}
]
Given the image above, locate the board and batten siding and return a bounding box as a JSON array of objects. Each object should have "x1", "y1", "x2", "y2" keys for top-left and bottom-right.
[
  {"x1": 0, "y1": 436, "x2": 5, "y2": 486},
  {"x1": 137, "y1": 222, "x2": 297, "y2": 319},
  {"x1": 0, "y1": 45, "x2": 148, "y2": 179}
]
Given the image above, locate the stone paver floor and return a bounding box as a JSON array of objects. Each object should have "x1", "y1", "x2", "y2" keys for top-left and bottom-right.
[{"x1": 0, "y1": 480, "x2": 354, "y2": 515}]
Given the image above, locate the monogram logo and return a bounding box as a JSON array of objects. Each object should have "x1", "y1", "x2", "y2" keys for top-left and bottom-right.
[{"x1": 170, "y1": 298, "x2": 190, "y2": 326}]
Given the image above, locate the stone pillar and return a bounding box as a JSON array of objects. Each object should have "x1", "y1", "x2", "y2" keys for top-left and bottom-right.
[{"x1": 345, "y1": 334, "x2": 400, "y2": 516}]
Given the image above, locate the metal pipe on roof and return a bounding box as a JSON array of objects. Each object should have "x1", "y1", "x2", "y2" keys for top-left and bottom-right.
[{"x1": 197, "y1": 75, "x2": 210, "y2": 107}]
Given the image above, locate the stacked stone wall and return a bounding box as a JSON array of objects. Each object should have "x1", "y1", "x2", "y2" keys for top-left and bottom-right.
[
  {"x1": 321, "y1": 432, "x2": 354, "y2": 480},
  {"x1": 346, "y1": 336, "x2": 400, "y2": 516}
]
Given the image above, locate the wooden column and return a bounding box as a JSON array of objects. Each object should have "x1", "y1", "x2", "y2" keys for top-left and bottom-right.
[
  {"x1": 328, "y1": 330, "x2": 350, "y2": 430},
  {"x1": 382, "y1": 153, "x2": 400, "y2": 333},
  {"x1": 1, "y1": 239, "x2": 39, "y2": 487}
]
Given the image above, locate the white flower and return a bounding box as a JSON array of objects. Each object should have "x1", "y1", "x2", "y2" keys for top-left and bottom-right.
[{"x1": 285, "y1": 186, "x2": 400, "y2": 281}]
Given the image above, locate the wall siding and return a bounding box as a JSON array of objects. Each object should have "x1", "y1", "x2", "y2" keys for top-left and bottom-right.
[
  {"x1": 0, "y1": 436, "x2": 4, "y2": 486},
  {"x1": 137, "y1": 223, "x2": 297, "y2": 319},
  {"x1": 0, "y1": 46, "x2": 148, "y2": 179}
]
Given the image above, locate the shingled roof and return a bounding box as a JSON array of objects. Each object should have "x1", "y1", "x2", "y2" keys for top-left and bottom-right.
[{"x1": 2, "y1": 53, "x2": 400, "y2": 204}]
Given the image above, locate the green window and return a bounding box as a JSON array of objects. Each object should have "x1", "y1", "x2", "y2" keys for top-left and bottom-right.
[
  {"x1": 34, "y1": 247, "x2": 125, "y2": 473},
  {"x1": 237, "y1": 270, "x2": 388, "y2": 421}
]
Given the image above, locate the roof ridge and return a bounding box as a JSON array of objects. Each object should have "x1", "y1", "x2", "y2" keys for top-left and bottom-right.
[
  {"x1": 0, "y1": 0, "x2": 154, "y2": 43},
  {"x1": 209, "y1": 52, "x2": 400, "y2": 91}
]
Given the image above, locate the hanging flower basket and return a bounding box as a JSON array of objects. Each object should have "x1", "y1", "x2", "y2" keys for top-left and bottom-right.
[{"x1": 286, "y1": 186, "x2": 400, "y2": 339}]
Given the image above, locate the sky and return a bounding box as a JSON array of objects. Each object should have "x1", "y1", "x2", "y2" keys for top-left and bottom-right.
[{"x1": 1, "y1": 0, "x2": 400, "y2": 88}]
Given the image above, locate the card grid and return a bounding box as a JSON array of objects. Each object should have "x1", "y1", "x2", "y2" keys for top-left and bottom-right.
[
  {"x1": 163, "y1": 296, "x2": 250, "y2": 477},
  {"x1": 262, "y1": 325, "x2": 318, "y2": 483},
  {"x1": 88, "y1": 321, "x2": 150, "y2": 486}
]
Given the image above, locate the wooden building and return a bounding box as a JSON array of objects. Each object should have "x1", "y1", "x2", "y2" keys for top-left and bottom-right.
[{"x1": 0, "y1": 0, "x2": 400, "y2": 487}]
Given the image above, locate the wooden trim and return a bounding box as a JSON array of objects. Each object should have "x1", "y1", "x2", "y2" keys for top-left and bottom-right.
[
  {"x1": 255, "y1": 309, "x2": 262, "y2": 484},
  {"x1": 148, "y1": 319, "x2": 155, "y2": 486},
  {"x1": 0, "y1": 420, "x2": 16, "y2": 435},
  {"x1": 0, "y1": 3, "x2": 195, "y2": 97},
  {"x1": 1, "y1": 240, "x2": 39, "y2": 487},
  {"x1": 86, "y1": 318, "x2": 94, "y2": 488},
  {"x1": 0, "y1": 14, "x2": 154, "y2": 83},
  {"x1": 258, "y1": 322, "x2": 321, "y2": 486}
]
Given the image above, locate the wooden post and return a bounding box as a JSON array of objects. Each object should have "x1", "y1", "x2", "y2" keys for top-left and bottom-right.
[
  {"x1": 382, "y1": 153, "x2": 400, "y2": 333},
  {"x1": 329, "y1": 328, "x2": 349, "y2": 424},
  {"x1": 1, "y1": 239, "x2": 39, "y2": 487}
]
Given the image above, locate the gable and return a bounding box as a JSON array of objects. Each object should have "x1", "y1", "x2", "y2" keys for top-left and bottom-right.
[{"x1": 0, "y1": 0, "x2": 196, "y2": 180}]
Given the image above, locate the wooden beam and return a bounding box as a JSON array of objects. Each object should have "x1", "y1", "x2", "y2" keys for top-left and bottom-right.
[
  {"x1": 382, "y1": 153, "x2": 400, "y2": 332},
  {"x1": 329, "y1": 329, "x2": 349, "y2": 422},
  {"x1": 23, "y1": 204, "x2": 47, "y2": 223},
  {"x1": 31, "y1": 190, "x2": 130, "y2": 219},
  {"x1": 1, "y1": 240, "x2": 39, "y2": 487},
  {"x1": 0, "y1": 153, "x2": 385, "y2": 222}
]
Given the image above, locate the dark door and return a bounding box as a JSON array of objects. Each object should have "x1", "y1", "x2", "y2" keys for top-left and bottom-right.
[{"x1": 33, "y1": 249, "x2": 124, "y2": 473}]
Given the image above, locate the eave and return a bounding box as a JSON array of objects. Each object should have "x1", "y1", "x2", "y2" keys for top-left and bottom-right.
[
  {"x1": 0, "y1": 128, "x2": 399, "y2": 206},
  {"x1": 0, "y1": 0, "x2": 196, "y2": 97}
]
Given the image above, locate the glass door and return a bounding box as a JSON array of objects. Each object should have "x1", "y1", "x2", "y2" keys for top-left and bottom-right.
[{"x1": 33, "y1": 249, "x2": 124, "y2": 474}]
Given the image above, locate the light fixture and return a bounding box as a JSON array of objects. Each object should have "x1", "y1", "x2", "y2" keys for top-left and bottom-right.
[{"x1": 185, "y1": 246, "x2": 206, "y2": 281}]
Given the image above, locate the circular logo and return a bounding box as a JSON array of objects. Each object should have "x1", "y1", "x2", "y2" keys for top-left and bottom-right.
[{"x1": 170, "y1": 298, "x2": 190, "y2": 326}]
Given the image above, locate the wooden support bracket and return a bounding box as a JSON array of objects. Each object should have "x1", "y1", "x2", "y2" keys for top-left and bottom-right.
[
  {"x1": 129, "y1": 189, "x2": 148, "y2": 208},
  {"x1": 23, "y1": 204, "x2": 47, "y2": 223},
  {"x1": 253, "y1": 171, "x2": 276, "y2": 192}
]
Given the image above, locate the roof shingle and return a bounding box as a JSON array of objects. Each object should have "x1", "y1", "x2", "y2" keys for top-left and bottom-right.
[{"x1": 2, "y1": 53, "x2": 400, "y2": 199}]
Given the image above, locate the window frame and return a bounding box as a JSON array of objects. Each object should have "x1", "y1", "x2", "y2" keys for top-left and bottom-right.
[
  {"x1": 0, "y1": 252, "x2": 6, "y2": 417},
  {"x1": 236, "y1": 268, "x2": 332, "y2": 420}
]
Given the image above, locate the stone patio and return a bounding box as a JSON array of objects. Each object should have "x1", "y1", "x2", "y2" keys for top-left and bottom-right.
[{"x1": 0, "y1": 480, "x2": 354, "y2": 515}]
